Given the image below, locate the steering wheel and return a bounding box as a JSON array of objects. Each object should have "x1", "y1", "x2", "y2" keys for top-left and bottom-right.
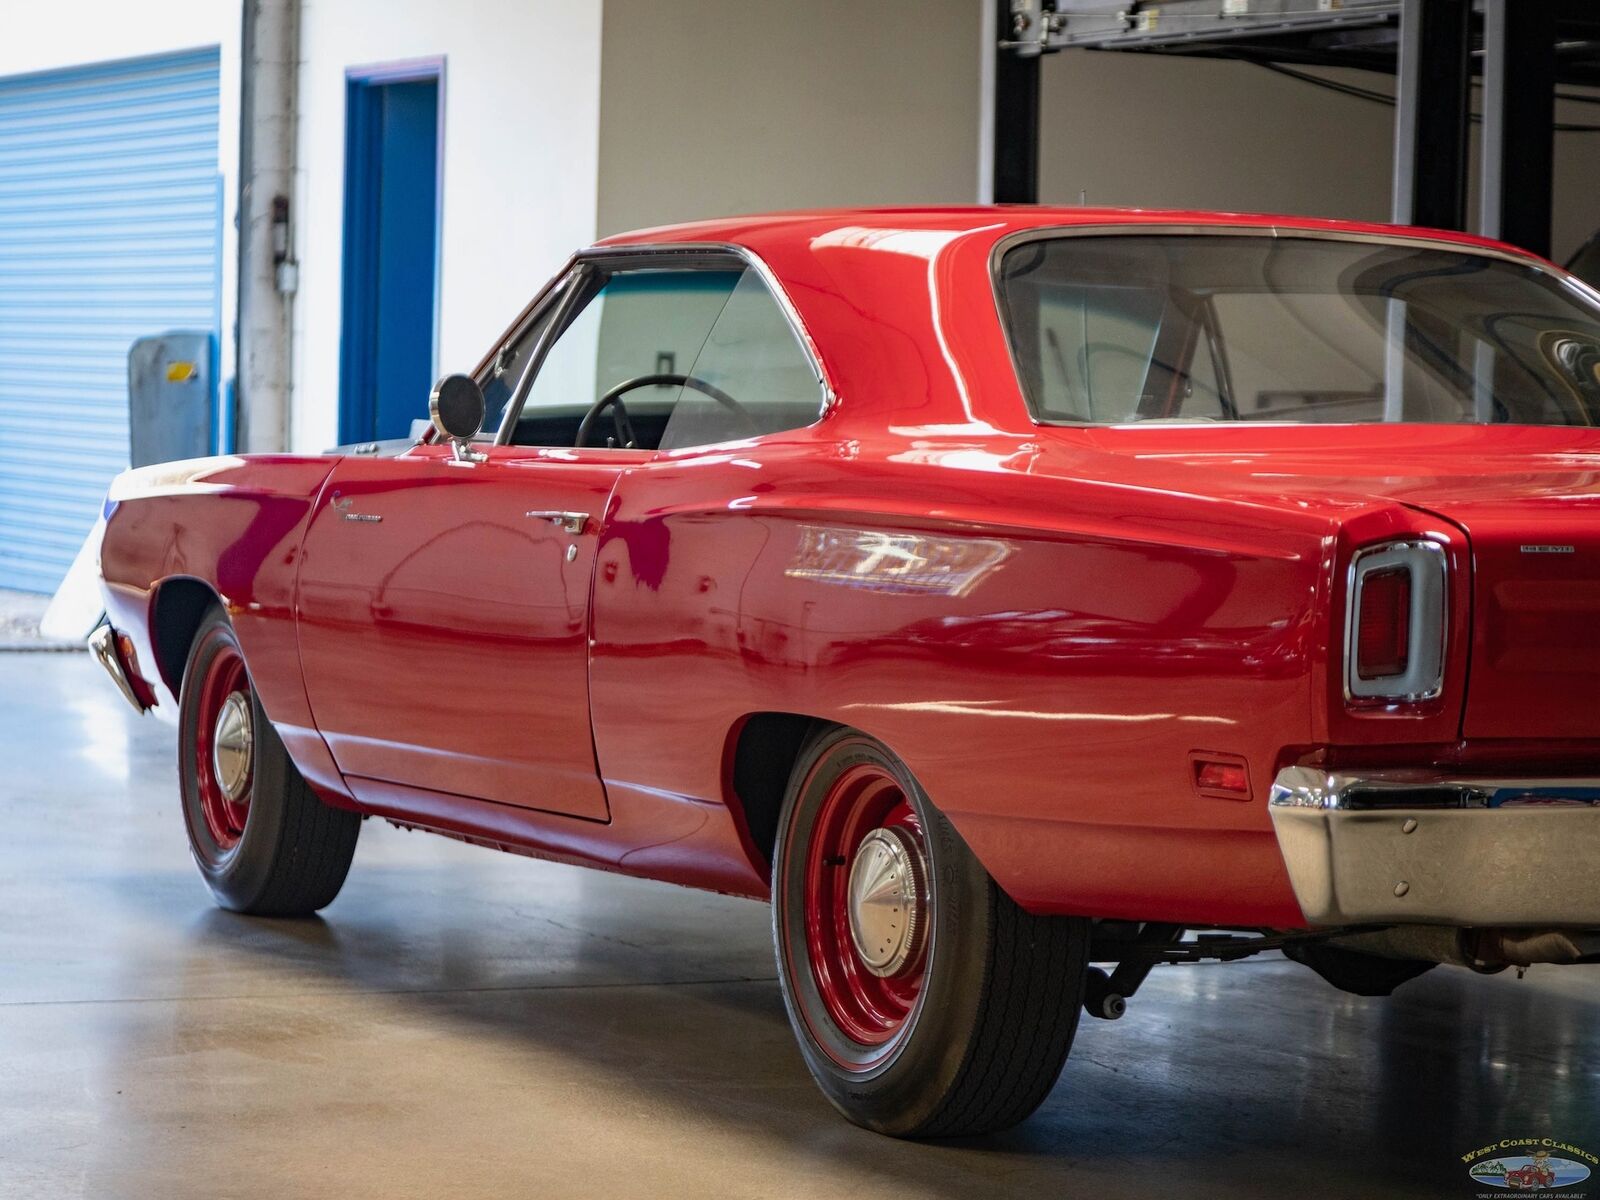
[{"x1": 574, "y1": 373, "x2": 757, "y2": 449}]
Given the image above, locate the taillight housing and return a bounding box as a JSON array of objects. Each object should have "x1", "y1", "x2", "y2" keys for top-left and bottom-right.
[{"x1": 1345, "y1": 541, "x2": 1447, "y2": 704}]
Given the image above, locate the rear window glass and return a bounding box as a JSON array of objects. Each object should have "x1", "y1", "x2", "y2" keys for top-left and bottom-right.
[{"x1": 995, "y1": 234, "x2": 1600, "y2": 426}]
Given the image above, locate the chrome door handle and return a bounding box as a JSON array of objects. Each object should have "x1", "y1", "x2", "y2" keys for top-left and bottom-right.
[{"x1": 525, "y1": 510, "x2": 589, "y2": 535}]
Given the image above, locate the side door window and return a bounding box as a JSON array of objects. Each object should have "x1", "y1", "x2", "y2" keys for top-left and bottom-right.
[
  {"x1": 657, "y1": 269, "x2": 826, "y2": 451},
  {"x1": 506, "y1": 267, "x2": 743, "y2": 449},
  {"x1": 480, "y1": 300, "x2": 557, "y2": 434}
]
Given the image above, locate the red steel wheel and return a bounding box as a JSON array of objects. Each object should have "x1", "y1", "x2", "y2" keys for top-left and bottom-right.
[
  {"x1": 177, "y1": 604, "x2": 361, "y2": 915},
  {"x1": 802, "y1": 761, "x2": 930, "y2": 1060},
  {"x1": 773, "y1": 727, "x2": 1091, "y2": 1137},
  {"x1": 191, "y1": 639, "x2": 254, "y2": 856}
]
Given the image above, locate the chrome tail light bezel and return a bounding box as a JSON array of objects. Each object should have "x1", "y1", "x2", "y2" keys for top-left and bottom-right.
[{"x1": 1344, "y1": 540, "x2": 1448, "y2": 704}]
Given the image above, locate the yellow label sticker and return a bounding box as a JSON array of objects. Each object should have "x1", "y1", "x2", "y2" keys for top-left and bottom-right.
[{"x1": 165, "y1": 361, "x2": 197, "y2": 383}]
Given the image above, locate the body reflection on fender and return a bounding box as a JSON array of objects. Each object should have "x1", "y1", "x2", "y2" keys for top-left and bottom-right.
[{"x1": 297, "y1": 447, "x2": 622, "y2": 819}]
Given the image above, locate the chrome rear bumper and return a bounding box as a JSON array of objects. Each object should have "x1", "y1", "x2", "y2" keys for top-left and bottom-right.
[
  {"x1": 88, "y1": 624, "x2": 149, "y2": 714},
  {"x1": 1269, "y1": 766, "x2": 1600, "y2": 927}
]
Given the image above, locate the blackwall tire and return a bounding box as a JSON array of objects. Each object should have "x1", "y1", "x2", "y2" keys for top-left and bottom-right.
[
  {"x1": 178, "y1": 605, "x2": 360, "y2": 915},
  {"x1": 772, "y1": 726, "x2": 1091, "y2": 1137}
]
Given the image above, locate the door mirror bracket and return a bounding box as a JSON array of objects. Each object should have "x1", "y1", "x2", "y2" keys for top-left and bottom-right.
[{"x1": 429, "y1": 374, "x2": 487, "y2": 464}]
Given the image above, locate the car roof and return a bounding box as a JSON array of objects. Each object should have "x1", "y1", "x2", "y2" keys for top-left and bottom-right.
[
  {"x1": 589, "y1": 207, "x2": 1553, "y2": 433},
  {"x1": 593, "y1": 205, "x2": 1535, "y2": 261}
]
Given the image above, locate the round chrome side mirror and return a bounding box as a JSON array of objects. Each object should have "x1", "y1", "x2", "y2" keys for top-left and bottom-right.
[{"x1": 428, "y1": 374, "x2": 486, "y2": 462}]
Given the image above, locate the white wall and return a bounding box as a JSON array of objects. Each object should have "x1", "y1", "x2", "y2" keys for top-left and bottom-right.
[
  {"x1": 290, "y1": 0, "x2": 604, "y2": 451},
  {"x1": 595, "y1": 0, "x2": 983, "y2": 237},
  {"x1": 1035, "y1": 49, "x2": 1600, "y2": 262},
  {"x1": 0, "y1": 3, "x2": 243, "y2": 385}
]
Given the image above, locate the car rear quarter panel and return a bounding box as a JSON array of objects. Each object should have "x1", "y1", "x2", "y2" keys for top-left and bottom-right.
[
  {"x1": 99, "y1": 455, "x2": 349, "y2": 803},
  {"x1": 590, "y1": 439, "x2": 1340, "y2": 925}
]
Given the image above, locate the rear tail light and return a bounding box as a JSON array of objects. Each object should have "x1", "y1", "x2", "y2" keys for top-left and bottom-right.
[
  {"x1": 1355, "y1": 567, "x2": 1411, "y2": 679},
  {"x1": 1345, "y1": 541, "x2": 1447, "y2": 703}
]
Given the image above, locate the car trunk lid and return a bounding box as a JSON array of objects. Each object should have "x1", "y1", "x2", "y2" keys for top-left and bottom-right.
[{"x1": 1407, "y1": 494, "x2": 1600, "y2": 740}]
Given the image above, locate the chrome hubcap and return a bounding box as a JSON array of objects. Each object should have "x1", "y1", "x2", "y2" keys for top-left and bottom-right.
[
  {"x1": 212, "y1": 691, "x2": 253, "y2": 803},
  {"x1": 846, "y1": 827, "x2": 926, "y2": 977}
]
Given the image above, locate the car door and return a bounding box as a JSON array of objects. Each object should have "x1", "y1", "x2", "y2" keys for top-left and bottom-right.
[
  {"x1": 297, "y1": 444, "x2": 624, "y2": 819},
  {"x1": 297, "y1": 253, "x2": 752, "y2": 819}
]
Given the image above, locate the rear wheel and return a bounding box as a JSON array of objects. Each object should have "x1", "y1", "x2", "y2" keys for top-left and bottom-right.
[
  {"x1": 772, "y1": 727, "x2": 1090, "y2": 1137},
  {"x1": 179, "y1": 605, "x2": 360, "y2": 915}
]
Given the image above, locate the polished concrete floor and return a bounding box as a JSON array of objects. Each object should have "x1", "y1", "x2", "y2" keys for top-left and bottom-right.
[{"x1": 4, "y1": 652, "x2": 1598, "y2": 1198}]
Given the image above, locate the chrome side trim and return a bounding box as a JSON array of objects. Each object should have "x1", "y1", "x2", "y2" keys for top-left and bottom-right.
[
  {"x1": 1343, "y1": 540, "x2": 1447, "y2": 704},
  {"x1": 1269, "y1": 766, "x2": 1600, "y2": 926},
  {"x1": 89, "y1": 624, "x2": 148, "y2": 714}
]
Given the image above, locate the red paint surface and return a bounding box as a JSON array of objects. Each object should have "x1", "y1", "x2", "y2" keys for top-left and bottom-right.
[
  {"x1": 95, "y1": 207, "x2": 1600, "y2": 928},
  {"x1": 296, "y1": 445, "x2": 630, "y2": 820}
]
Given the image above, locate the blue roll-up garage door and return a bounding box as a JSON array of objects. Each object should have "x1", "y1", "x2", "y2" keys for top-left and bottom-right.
[{"x1": 0, "y1": 48, "x2": 221, "y2": 592}]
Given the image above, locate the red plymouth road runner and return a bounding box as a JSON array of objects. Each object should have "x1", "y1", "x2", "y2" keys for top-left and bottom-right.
[{"x1": 92, "y1": 207, "x2": 1600, "y2": 1137}]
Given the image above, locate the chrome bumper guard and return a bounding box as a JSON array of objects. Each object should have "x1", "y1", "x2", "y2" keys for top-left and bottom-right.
[
  {"x1": 1270, "y1": 766, "x2": 1600, "y2": 926},
  {"x1": 89, "y1": 624, "x2": 148, "y2": 714}
]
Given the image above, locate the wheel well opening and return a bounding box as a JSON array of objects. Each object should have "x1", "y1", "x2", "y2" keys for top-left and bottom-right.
[
  {"x1": 730, "y1": 712, "x2": 824, "y2": 878},
  {"x1": 150, "y1": 579, "x2": 219, "y2": 695}
]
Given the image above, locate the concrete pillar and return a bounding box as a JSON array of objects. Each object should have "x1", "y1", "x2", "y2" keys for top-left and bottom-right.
[{"x1": 236, "y1": 0, "x2": 299, "y2": 453}]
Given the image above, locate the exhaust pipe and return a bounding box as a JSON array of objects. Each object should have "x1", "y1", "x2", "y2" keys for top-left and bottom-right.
[{"x1": 1334, "y1": 926, "x2": 1600, "y2": 970}]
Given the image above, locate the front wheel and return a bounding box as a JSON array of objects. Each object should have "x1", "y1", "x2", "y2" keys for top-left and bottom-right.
[
  {"x1": 178, "y1": 605, "x2": 360, "y2": 915},
  {"x1": 772, "y1": 727, "x2": 1090, "y2": 1137}
]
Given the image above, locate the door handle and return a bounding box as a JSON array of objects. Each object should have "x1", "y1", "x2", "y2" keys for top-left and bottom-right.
[{"x1": 525, "y1": 510, "x2": 589, "y2": 535}]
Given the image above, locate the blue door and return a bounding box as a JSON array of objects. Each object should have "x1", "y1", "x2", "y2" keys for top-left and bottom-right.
[{"x1": 339, "y1": 73, "x2": 440, "y2": 444}]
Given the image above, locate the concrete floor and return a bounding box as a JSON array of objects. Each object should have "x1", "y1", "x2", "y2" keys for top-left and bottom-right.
[{"x1": 4, "y1": 652, "x2": 1598, "y2": 1199}]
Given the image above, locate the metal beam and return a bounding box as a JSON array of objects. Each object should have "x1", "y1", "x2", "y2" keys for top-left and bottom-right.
[
  {"x1": 993, "y1": 2, "x2": 1042, "y2": 203},
  {"x1": 1391, "y1": 0, "x2": 1471, "y2": 230},
  {"x1": 1480, "y1": 0, "x2": 1557, "y2": 257}
]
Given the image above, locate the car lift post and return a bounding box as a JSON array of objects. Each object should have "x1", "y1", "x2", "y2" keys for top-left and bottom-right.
[
  {"x1": 1479, "y1": 0, "x2": 1557, "y2": 259},
  {"x1": 992, "y1": 0, "x2": 1043, "y2": 204},
  {"x1": 1391, "y1": 0, "x2": 1472, "y2": 233}
]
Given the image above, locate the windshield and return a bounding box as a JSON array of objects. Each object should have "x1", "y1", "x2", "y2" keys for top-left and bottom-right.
[{"x1": 995, "y1": 234, "x2": 1600, "y2": 426}]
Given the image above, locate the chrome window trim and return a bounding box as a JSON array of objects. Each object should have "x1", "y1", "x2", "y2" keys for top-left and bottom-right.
[
  {"x1": 490, "y1": 266, "x2": 591, "y2": 445},
  {"x1": 987, "y1": 222, "x2": 1600, "y2": 429},
  {"x1": 1343, "y1": 539, "x2": 1447, "y2": 704},
  {"x1": 456, "y1": 258, "x2": 576, "y2": 446},
  {"x1": 490, "y1": 241, "x2": 836, "y2": 448}
]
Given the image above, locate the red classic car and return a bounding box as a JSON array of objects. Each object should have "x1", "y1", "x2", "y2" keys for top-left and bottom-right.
[
  {"x1": 1506, "y1": 1161, "x2": 1557, "y2": 1190},
  {"x1": 92, "y1": 207, "x2": 1600, "y2": 1138}
]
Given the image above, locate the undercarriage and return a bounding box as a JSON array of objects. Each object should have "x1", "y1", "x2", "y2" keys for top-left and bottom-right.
[{"x1": 1084, "y1": 920, "x2": 1600, "y2": 1015}]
